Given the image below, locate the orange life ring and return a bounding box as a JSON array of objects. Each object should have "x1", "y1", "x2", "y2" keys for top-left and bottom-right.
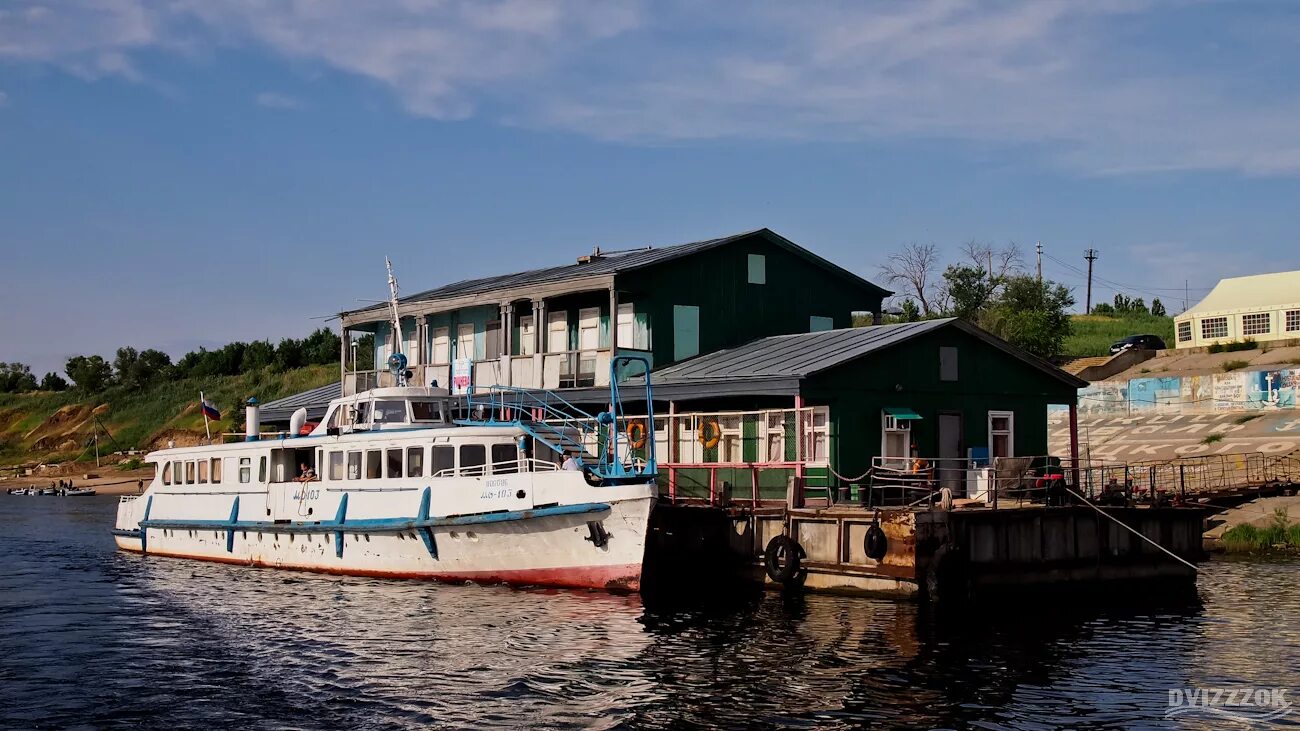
[
  {"x1": 626, "y1": 420, "x2": 648, "y2": 449},
  {"x1": 698, "y1": 419, "x2": 721, "y2": 450}
]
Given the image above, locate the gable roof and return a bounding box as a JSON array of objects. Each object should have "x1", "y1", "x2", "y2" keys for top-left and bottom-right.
[
  {"x1": 650, "y1": 318, "x2": 1086, "y2": 389},
  {"x1": 342, "y1": 228, "x2": 888, "y2": 318},
  {"x1": 1179, "y1": 269, "x2": 1300, "y2": 318}
]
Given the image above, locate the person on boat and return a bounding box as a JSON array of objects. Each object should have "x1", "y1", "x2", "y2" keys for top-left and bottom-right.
[
  {"x1": 297, "y1": 462, "x2": 318, "y2": 482},
  {"x1": 562, "y1": 451, "x2": 582, "y2": 471},
  {"x1": 909, "y1": 444, "x2": 933, "y2": 489}
]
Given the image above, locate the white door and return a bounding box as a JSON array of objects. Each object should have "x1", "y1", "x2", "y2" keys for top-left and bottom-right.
[
  {"x1": 548, "y1": 311, "x2": 568, "y2": 352},
  {"x1": 578, "y1": 307, "x2": 600, "y2": 350},
  {"x1": 456, "y1": 323, "x2": 476, "y2": 362}
]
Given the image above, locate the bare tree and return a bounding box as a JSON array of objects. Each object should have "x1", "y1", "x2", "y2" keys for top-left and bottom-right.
[
  {"x1": 961, "y1": 240, "x2": 1023, "y2": 279},
  {"x1": 878, "y1": 242, "x2": 940, "y2": 315}
]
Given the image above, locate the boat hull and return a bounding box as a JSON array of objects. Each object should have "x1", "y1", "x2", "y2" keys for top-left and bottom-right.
[{"x1": 114, "y1": 494, "x2": 654, "y2": 592}]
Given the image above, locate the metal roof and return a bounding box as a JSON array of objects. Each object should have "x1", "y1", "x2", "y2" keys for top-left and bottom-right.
[
  {"x1": 342, "y1": 228, "x2": 888, "y2": 318},
  {"x1": 1178, "y1": 269, "x2": 1300, "y2": 319},
  {"x1": 260, "y1": 382, "x2": 341, "y2": 423},
  {"x1": 648, "y1": 318, "x2": 1087, "y2": 389}
]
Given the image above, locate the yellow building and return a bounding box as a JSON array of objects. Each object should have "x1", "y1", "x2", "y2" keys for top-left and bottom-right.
[{"x1": 1174, "y1": 270, "x2": 1300, "y2": 348}]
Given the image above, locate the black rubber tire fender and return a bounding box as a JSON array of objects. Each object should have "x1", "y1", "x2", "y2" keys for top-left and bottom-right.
[
  {"x1": 864, "y1": 523, "x2": 888, "y2": 560},
  {"x1": 764, "y1": 535, "x2": 804, "y2": 584}
]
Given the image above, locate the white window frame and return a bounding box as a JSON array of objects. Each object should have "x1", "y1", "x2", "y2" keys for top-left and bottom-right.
[
  {"x1": 988, "y1": 411, "x2": 1014, "y2": 460},
  {"x1": 1242, "y1": 312, "x2": 1271, "y2": 337},
  {"x1": 1177, "y1": 321, "x2": 1192, "y2": 342},
  {"x1": 802, "y1": 407, "x2": 830, "y2": 465},
  {"x1": 1287, "y1": 310, "x2": 1300, "y2": 333},
  {"x1": 1201, "y1": 317, "x2": 1228, "y2": 340},
  {"x1": 881, "y1": 411, "x2": 912, "y2": 469}
]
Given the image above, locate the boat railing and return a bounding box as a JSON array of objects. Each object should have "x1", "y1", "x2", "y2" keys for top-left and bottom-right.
[{"x1": 429, "y1": 457, "x2": 561, "y2": 480}]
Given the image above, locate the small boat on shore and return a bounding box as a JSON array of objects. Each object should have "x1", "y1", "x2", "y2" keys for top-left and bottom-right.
[{"x1": 64, "y1": 487, "x2": 96, "y2": 496}]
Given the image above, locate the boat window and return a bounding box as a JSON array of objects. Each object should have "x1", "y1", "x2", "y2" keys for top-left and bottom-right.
[
  {"x1": 431, "y1": 446, "x2": 454, "y2": 477},
  {"x1": 329, "y1": 452, "x2": 345, "y2": 481},
  {"x1": 198, "y1": 460, "x2": 209, "y2": 484},
  {"x1": 407, "y1": 447, "x2": 424, "y2": 477},
  {"x1": 347, "y1": 451, "x2": 362, "y2": 480},
  {"x1": 386, "y1": 448, "x2": 403, "y2": 479},
  {"x1": 161, "y1": 462, "x2": 171, "y2": 485},
  {"x1": 239, "y1": 457, "x2": 251, "y2": 484},
  {"x1": 411, "y1": 401, "x2": 441, "y2": 422},
  {"x1": 258, "y1": 456, "x2": 267, "y2": 483},
  {"x1": 373, "y1": 400, "x2": 408, "y2": 424},
  {"x1": 355, "y1": 401, "x2": 370, "y2": 425},
  {"x1": 491, "y1": 443, "x2": 518, "y2": 475},
  {"x1": 185, "y1": 461, "x2": 196, "y2": 484},
  {"x1": 460, "y1": 444, "x2": 486, "y2": 476},
  {"x1": 211, "y1": 458, "x2": 222, "y2": 483},
  {"x1": 173, "y1": 461, "x2": 184, "y2": 485},
  {"x1": 365, "y1": 450, "x2": 383, "y2": 479}
]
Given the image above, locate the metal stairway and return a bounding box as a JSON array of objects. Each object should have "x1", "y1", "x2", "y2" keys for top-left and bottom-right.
[{"x1": 456, "y1": 355, "x2": 657, "y2": 481}]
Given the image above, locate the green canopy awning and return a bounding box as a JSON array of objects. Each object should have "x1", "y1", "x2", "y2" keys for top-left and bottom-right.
[{"x1": 883, "y1": 407, "x2": 922, "y2": 420}]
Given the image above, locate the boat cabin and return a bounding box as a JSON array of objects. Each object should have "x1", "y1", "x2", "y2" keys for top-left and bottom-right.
[{"x1": 313, "y1": 386, "x2": 453, "y2": 435}]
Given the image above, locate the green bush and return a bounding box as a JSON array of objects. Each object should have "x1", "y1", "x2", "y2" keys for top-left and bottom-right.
[
  {"x1": 1220, "y1": 509, "x2": 1300, "y2": 553},
  {"x1": 1227, "y1": 338, "x2": 1258, "y2": 352},
  {"x1": 1208, "y1": 342, "x2": 1225, "y2": 354},
  {"x1": 117, "y1": 457, "x2": 143, "y2": 471}
]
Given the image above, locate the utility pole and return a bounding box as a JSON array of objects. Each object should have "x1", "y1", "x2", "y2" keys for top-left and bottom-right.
[
  {"x1": 1036, "y1": 241, "x2": 1043, "y2": 282},
  {"x1": 1084, "y1": 248, "x2": 1099, "y2": 313},
  {"x1": 1184, "y1": 279, "x2": 1189, "y2": 313}
]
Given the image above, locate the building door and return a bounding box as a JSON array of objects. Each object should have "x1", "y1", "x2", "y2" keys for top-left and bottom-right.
[{"x1": 937, "y1": 412, "x2": 962, "y2": 492}]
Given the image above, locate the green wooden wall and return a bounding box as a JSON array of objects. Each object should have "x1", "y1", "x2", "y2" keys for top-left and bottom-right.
[
  {"x1": 803, "y1": 327, "x2": 1077, "y2": 482},
  {"x1": 615, "y1": 233, "x2": 884, "y2": 368}
]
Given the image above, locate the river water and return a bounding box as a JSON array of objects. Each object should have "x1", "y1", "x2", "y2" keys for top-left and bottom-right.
[{"x1": 2, "y1": 496, "x2": 1297, "y2": 730}]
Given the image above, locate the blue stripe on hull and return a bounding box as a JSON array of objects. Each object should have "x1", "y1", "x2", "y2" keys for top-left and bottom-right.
[{"x1": 132, "y1": 502, "x2": 611, "y2": 536}]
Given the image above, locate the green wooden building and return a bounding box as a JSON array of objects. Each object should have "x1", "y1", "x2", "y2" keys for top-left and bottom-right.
[
  {"x1": 338, "y1": 228, "x2": 888, "y2": 396},
  {"x1": 559, "y1": 318, "x2": 1086, "y2": 500}
]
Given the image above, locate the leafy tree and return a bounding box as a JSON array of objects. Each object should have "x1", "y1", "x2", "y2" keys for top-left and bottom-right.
[
  {"x1": 65, "y1": 355, "x2": 114, "y2": 392},
  {"x1": 302, "y1": 327, "x2": 342, "y2": 366},
  {"x1": 39, "y1": 372, "x2": 69, "y2": 391},
  {"x1": 274, "y1": 338, "x2": 305, "y2": 371},
  {"x1": 900, "y1": 299, "x2": 921, "y2": 322},
  {"x1": 985, "y1": 276, "x2": 1075, "y2": 358},
  {"x1": 1151, "y1": 298, "x2": 1167, "y2": 317},
  {"x1": 0, "y1": 362, "x2": 39, "y2": 393},
  {"x1": 1091, "y1": 302, "x2": 1115, "y2": 316},
  {"x1": 241, "y1": 340, "x2": 275, "y2": 372},
  {"x1": 942, "y1": 264, "x2": 999, "y2": 321}
]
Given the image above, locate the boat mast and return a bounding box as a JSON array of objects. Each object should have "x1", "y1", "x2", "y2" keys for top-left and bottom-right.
[{"x1": 385, "y1": 257, "x2": 408, "y2": 387}]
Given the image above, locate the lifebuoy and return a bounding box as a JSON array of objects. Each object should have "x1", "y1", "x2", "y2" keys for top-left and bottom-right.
[
  {"x1": 764, "y1": 535, "x2": 805, "y2": 584},
  {"x1": 626, "y1": 420, "x2": 648, "y2": 449},
  {"x1": 698, "y1": 419, "x2": 721, "y2": 449},
  {"x1": 864, "y1": 520, "x2": 888, "y2": 560}
]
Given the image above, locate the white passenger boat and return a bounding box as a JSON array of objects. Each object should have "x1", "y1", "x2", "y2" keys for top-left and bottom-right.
[{"x1": 113, "y1": 263, "x2": 659, "y2": 592}]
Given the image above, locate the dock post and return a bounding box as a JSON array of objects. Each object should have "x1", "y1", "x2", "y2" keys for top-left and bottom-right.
[{"x1": 1068, "y1": 403, "x2": 1081, "y2": 496}]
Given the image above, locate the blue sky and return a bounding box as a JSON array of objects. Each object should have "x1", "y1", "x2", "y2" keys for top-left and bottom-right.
[{"x1": 3, "y1": 0, "x2": 1300, "y2": 377}]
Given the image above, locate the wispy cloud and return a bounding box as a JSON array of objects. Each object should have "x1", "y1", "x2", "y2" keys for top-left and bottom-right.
[
  {"x1": 255, "y1": 91, "x2": 300, "y2": 109},
  {"x1": 3, "y1": 0, "x2": 1300, "y2": 176},
  {"x1": 0, "y1": 90, "x2": 8, "y2": 107}
]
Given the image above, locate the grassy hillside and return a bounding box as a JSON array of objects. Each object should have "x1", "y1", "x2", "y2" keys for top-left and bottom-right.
[
  {"x1": 0, "y1": 365, "x2": 336, "y2": 466},
  {"x1": 1063, "y1": 313, "x2": 1176, "y2": 357}
]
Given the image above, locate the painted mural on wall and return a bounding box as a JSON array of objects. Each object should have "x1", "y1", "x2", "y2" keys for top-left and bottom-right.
[{"x1": 1069, "y1": 368, "x2": 1300, "y2": 417}]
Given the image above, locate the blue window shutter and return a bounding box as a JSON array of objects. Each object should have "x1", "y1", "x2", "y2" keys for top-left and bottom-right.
[
  {"x1": 810, "y1": 316, "x2": 834, "y2": 332},
  {"x1": 747, "y1": 254, "x2": 766, "y2": 284},
  {"x1": 673, "y1": 305, "x2": 700, "y2": 361}
]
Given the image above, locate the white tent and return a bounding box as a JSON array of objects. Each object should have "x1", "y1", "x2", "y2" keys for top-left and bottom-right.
[{"x1": 1174, "y1": 270, "x2": 1300, "y2": 348}]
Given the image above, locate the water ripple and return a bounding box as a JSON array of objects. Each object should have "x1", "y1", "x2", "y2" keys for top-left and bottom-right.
[{"x1": 3, "y1": 497, "x2": 1299, "y2": 729}]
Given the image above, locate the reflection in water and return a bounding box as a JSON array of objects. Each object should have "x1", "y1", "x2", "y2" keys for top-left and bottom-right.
[{"x1": 2, "y1": 497, "x2": 1298, "y2": 729}]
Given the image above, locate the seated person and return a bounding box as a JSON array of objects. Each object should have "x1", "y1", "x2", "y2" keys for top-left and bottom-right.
[
  {"x1": 562, "y1": 450, "x2": 583, "y2": 471},
  {"x1": 297, "y1": 462, "x2": 318, "y2": 482}
]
